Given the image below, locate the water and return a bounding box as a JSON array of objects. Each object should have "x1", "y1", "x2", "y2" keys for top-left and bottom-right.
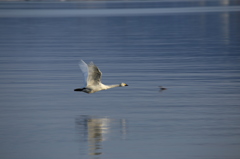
[{"x1": 0, "y1": 0, "x2": 240, "y2": 159}]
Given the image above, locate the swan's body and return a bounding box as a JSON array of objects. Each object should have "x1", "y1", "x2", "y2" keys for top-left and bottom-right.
[{"x1": 74, "y1": 59, "x2": 128, "y2": 94}]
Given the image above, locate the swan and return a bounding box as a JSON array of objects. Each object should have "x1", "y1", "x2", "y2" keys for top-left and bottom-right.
[{"x1": 74, "y1": 59, "x2": 128, "y2": 94}]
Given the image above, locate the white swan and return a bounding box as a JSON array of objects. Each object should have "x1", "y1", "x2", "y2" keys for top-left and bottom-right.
[{"x1": 74, "y1": 59, "x2": 128, "y2": 94}]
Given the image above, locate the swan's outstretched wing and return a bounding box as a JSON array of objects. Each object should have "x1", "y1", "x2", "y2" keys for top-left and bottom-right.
[
  {"x1": 87, "y1": 62, "x2": 102, "y2": 86},
  {"x1": 79, "y1": 59, "x2": 89, "y2": 86}
]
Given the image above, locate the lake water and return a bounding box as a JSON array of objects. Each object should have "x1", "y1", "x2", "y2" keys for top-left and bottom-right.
[{"x1": 0, "y1": 0, "x2": 240, "y2": 159}]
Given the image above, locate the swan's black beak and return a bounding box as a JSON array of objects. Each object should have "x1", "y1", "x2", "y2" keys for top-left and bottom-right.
[{"x1": 125, "y1": 84, "x2": 128, "y2": 86}]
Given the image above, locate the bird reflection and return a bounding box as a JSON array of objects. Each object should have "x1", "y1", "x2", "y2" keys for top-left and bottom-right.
[{"x1": 75, "y1": 115, "x2": 127, "y2": 156}]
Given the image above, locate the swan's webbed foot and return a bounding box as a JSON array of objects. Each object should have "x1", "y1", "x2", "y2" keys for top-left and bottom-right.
[{"x1": 74, "y1": 88, "x2": 84, "y2": 91}]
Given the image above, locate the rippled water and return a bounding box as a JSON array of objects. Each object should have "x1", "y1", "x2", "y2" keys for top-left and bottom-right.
[{"x1": 0, "y1": 0, "x2": 240, "y2": 159}]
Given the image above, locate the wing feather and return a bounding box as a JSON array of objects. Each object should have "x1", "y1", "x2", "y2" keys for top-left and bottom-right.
[
  {"x1": 78, "y1": 59, "x2": 89, "y2": 86},
  {"x1": 87, "y1": 62, "x2": 102, "y2": 86}
]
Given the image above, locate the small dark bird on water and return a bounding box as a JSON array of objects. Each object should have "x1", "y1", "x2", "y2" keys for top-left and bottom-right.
[{"x1": 159, "y1": 86, "x2": 167, "y2": 91}]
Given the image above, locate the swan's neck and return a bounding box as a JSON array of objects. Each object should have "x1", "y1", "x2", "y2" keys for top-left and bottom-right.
[{"x1": 104, "y1": 84, "x2": 120, "y2": 89}]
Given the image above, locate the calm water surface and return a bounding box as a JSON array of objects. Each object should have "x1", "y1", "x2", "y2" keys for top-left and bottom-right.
[{"x1": 0, "y1": 1, "x2": 240, "y2": 159}]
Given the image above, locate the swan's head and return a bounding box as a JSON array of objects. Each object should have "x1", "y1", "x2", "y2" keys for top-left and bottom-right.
[{"x1": 120, "y1": 83, "x2": 128, "y2": 87}]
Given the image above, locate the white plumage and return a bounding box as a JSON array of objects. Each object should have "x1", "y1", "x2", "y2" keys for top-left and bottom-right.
[{"x1": 74, "y1": 59, "x2": 128, "y2": 94}]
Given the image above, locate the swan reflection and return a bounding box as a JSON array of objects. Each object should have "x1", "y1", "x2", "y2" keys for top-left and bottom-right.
[{"x1": 75, "y1": 115, "x2": 127, "y2": 156}]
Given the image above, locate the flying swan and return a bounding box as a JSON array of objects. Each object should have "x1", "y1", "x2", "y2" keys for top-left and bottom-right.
[{"x1": 74, "y1": 59, "x2": 128, "y2": 94}]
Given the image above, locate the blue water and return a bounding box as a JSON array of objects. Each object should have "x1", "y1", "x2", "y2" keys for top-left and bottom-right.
[{"x1": 0, "y1": 1, "x2": 240, "y2": 159}]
